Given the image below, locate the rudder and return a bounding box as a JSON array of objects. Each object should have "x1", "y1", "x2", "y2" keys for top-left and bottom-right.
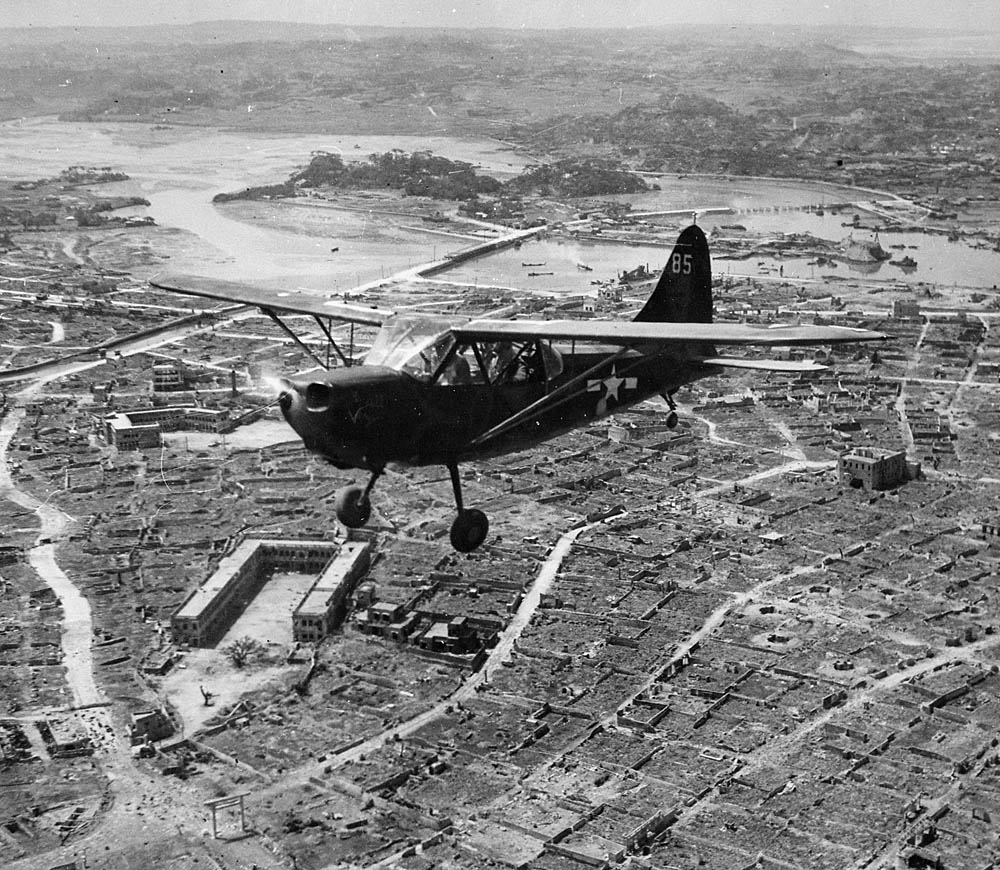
[{"x1": 633, "y1": 224, "x2": 712, "y2": 323}]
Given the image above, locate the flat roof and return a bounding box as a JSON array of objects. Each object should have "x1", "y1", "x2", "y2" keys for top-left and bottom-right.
[
  {"x1": 421, "y1": 621, "x2": 451, "y2": 641},
  {"x1": 106, "y1": 413, "x2": 159, "y2": 432},
  {"x1": 176, "y1": 538, "x2": 366, "y2": 623},
  {"x1": 174, "y1": 539, "x2": 265, "y2": 620},
  {"x1": 313, "y1": 542, "x2": 369, "y2": 590},
  {"x1": 295, "y1": 584, "x2": 340, "y2": 617},
  {"x1": 842, "y1": 447, "x2": 905, "y2": 461},
  {"x1": 295, "y1": 542, "x2": 370, "y2": 617},
  {"x1": 261, "y1": 538, "x2": 340, "y2": 553}
]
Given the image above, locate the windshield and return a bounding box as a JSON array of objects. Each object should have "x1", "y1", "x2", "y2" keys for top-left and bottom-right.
[{"x1": 365, "y1": 316, "x2": 455, "y2": 381}]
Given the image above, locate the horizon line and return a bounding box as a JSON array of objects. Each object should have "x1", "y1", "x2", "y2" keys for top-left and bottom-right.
[{"x1": 0, "y1": 19, "x2": 986, "y2": 34}]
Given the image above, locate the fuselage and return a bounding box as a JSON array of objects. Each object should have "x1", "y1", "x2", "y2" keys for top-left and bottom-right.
[
  {"x1": 153, "y1": 222, "x2": 885, "y2": 553},
  {"x1": 278, "y1": 341, "x2": 711, "y2": 472}
]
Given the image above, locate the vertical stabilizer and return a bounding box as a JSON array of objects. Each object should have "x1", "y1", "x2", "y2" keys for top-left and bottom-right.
[{"x1": 633, "y1": 225, "x2": 712, "y2": 323}]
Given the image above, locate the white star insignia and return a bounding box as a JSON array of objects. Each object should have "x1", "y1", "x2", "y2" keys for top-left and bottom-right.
[{"x1": 587, "y1": 365, "x2": 637, "y2": 415}]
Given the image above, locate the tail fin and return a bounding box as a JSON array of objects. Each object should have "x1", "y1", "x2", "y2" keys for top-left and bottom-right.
[{"x1": 633, "y1": 224, "x2": 712, "y2": 323}]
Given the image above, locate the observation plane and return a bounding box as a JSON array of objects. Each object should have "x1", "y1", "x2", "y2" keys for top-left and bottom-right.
[{"x1": 152, "y1": 225, "x2": 884, "y2": 552}]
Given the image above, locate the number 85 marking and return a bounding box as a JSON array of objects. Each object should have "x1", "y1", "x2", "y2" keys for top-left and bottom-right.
[{"x1": 671, "y1": 252, "x2": 693, "y2": 274}]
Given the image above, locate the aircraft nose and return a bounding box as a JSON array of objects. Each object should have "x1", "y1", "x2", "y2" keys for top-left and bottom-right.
[{"x1": 276, "y1": 377, "x2": 341, "y2": 424}]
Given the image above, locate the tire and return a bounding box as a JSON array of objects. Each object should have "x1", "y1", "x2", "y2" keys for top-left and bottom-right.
[
  {"x1": 334, "y1": 485, "x2": 371, "y2": 527},
  {"x1": 450, "y1": 508, "x2": 489, "y2": 553}
]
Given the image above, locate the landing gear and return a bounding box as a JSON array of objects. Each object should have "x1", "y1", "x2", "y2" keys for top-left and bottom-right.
[
  {"x1": 663, "y1": 391, "x2": 679, "y2": 430},
  {"x1": 332, "y1": 463, "x2": 489, "y2": 552},
  {"x1": 448, "y1": 463, "x2": 490, "y2": 553},
  {"x1": 334, "y1": 468, "x2": 382, "y2": 528},
  {"x1": 333, "y1": 486, "x2": 370, "y2": 527},
  {"x1": 451, "y1": 508, "x2": 489, "y2": 553}
]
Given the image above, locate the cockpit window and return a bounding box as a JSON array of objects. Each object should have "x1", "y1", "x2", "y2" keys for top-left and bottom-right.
[
  {"x1": 365, "y1": 316, "x2": 455, "y2": 381},
  {"x1": 439, "y1": 345, "x2": 486, "y2": 385},
  {"x1": 365, "y1": 318, "x2": 563, "y2": 387},
  {"x1": 480, "y1": 340, "x2": 562, "y2": 384}
]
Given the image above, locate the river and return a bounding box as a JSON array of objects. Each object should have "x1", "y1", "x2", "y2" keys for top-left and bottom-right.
[{"x1": 3, "y1": 117, "x2": 999, "y2": 294}]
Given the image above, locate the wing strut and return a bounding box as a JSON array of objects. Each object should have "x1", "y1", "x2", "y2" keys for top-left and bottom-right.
[
  {"x1": 262, "y1": 308, "x2": 329, "y2": 371},
  {"x1": 312, "y1": 316, "x2": 351, "y2": 367},
  {"x1": 468, "y1": 347, "x2": 631, "y2": 449}
]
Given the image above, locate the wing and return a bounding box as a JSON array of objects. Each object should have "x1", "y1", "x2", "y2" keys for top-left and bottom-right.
[
  {"x1": 701, "y1": 357, "x2": 828, "y2": 372},
  {"x1": 150, "y1": 273, "x2": 395, "y2": 327},
  {"x1": 452, "y1": 319, "x2": 885, "y2": 346}
]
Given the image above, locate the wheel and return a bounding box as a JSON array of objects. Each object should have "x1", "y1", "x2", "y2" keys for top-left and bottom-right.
[
  {"x1": 450, "y1": 509, "x2": 489, "y2": 553},
  {"x1": 666, "y1": 411, "x2": 679, "y2": 429},
  {"x1": 334, "y1": 485, "x2": 371, "y2": 528}
]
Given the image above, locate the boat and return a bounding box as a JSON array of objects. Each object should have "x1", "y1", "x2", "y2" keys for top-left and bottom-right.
[{"x1": 838, "y1": 231, "x2": 891, "y2": 264}]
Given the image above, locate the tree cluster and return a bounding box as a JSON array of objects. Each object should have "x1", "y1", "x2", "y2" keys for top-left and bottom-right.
[
  {"x1": 216, "y1": 150, "x2": 503, "y2": 203},
  {"x1": 215, "y1": 151, "x2": 650, "y2": 209},
  {"x1": 224, "y1": 636, "x2": 263, "y2": 669},
  {"x1": 503, "y1": 158, "x2": 647, "y2": 198},
  {"x1": 293, "y1": 149, "x2": 502, "y2": 199},
  {"x1": 59, "y1": 166, "x2": 130, "y2": 185},
  {"x1": 70, "y1": 208, "x2": 106, "y2": 228},
  {"x1": 0, "y1": 207, "x2": 58, "y2": 229}
]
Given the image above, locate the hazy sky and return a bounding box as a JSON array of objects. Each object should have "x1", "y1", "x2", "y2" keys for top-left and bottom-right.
[{"x1": 5, "y1": 0, "x2": 1000, "y2": 31}]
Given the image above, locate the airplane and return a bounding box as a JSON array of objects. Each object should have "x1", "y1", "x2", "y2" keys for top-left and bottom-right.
[{"x1": 152, "y1": 225, "x2": 885, "y2": 552}]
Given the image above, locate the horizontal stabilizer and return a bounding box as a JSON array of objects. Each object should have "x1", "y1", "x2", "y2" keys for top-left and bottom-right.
[
  {"x1": 701, "y1": 357, "x2": 828, "y2": 372},
  {"x1": 150, "y1": 273, "x2": 395, "y2": 326}
]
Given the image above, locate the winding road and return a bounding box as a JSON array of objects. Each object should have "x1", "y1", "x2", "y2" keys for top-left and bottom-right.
[
  {"x1": 262, "y1": 520, "x2": 598, "y2": 799},
  {"x1": 0, "y1": 401, "x2": 99, "y2": 708},
  {"x1": 0, "y1": 304, "x2": 265, "y2": 710},
  {"x1": 894, "y1": 317, "x2": 931, "y2": 456}
]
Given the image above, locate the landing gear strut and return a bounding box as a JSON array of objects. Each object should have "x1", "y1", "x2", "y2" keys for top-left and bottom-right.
[
  {"x1": 333, "y1": 464, "x2": 489, "y2": 553},
  {"x1": 334, "y1": 468, "x2": 382, "y2": 528},
  {"x1": 448, "y1": 463, "x2": 489, "y2": 553},
  {"x1": 664, "y1": 391, "x2": 679, "y2": 430}
]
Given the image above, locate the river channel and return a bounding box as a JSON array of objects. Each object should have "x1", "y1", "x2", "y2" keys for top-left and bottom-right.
[{"x1": 3, "y1": 117, "x2": 1000, "y2": 295}]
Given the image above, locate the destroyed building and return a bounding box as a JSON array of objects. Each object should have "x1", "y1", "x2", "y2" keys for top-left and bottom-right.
[
  {"x1": 172, "y1": 538, "x2": 371, "y2": 647},
  {"x1": 838, "y1": 446, "x2": 913, "y2": 491},
  {"x1": 98, "y1": 405, "x2": 231, "y2": 450}
]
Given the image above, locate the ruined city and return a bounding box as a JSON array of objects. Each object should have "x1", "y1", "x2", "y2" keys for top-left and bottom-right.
[{"x1": 1, "y1": 13, "x2": 1000, "y2": 870}]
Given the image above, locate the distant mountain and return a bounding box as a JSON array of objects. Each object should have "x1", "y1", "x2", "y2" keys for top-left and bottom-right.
[
  {"x1": 0, "y1": 20, "x2": 382, "y2": 47},
  {"x1": 0, "y1": 20, "x2": 984, "y2": 53}
]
